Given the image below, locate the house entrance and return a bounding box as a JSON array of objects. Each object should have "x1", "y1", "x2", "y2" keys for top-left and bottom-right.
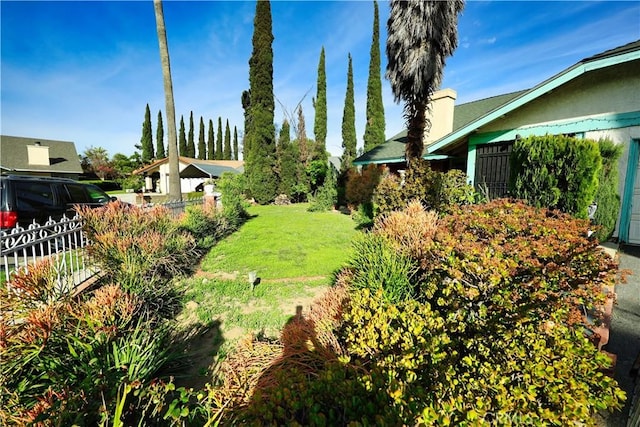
[
  {"x1": 474, "y1": 141, "x2": 513, "y2": 199},
  {"x1": 622, "y1": 139, "x2": 640, "y2": 244}
]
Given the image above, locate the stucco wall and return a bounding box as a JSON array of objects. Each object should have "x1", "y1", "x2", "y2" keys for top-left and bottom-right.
[{"x1": 479, "y1": 60, "x2": 640, "y2": 133}]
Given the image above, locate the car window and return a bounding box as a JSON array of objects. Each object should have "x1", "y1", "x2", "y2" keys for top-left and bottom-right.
[
  {"x1": 85, "y1": 185, "x2": 111, "y2": 203},
  {"x1": 15, "y1": 181, "x2": 57, "y2": 210},
  {"x1": 62, "y1": 183, "x2": 91, "y2": 204}
]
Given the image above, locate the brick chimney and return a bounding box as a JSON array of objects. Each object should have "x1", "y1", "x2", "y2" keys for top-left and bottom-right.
[
  {"x1": 27, "y1": 141, "x2": 50, "y2": 166},
  {"x1": 425, "y1": 88, "x2": 457, "y2": 143}
]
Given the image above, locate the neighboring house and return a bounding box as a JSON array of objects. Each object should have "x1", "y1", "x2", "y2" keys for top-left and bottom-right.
[
  {"x1": 133, "y1": 156, "x2": 244, "y2": 194},
  {"x1": 355, "y1": 39, "x2": 640, "y2": 243},
  {"x1": 0, "y1": 135, "x2": 83, "y2": 179}
]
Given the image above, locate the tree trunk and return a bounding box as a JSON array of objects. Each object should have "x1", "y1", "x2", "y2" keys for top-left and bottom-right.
[{"x1": 153, "y1": 0, "x2": 181, "y2": 201}]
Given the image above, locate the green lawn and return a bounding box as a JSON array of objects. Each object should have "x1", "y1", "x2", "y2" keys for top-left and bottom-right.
[
  {"x1": 175, "y1": 204, "x2": 359, "y2": 376},
  {"x1": 200, "y1": 203, "x2": 358, "y2": 281}
]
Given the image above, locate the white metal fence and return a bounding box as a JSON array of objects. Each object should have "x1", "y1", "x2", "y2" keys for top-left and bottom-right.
[
  {"x1": 0, "y1": 197, "x2": 205, "y2": 292},
  {"x1": 1, "y1": 214, "x2": 97, "y2": 292}
]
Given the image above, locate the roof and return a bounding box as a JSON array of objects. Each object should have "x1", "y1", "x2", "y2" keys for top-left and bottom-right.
[
  {"x1": 354, "y1": 39, "x2": 640, "y2": 165},
  {"x1": 0, "y1": 135, "x2": 83, "y2": 174},
  {"x1": 133, "y1": 156, "x2": 244, "y2": 176},
  {"x1": 353, "y1": 90, "x2": 527, "y2": 165},
  {"x1": 180, "y1": 162, "x2": 243, "y2": 178}
]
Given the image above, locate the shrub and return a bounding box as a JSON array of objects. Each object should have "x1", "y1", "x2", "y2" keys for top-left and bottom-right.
[
  {"x1": 510, "y1": 134, "x2": 602, "y2": 219},
  {"x1": 0, "y1": 269, "x2": 172, "y2": 426},
  {"x1": 373, "y1": 160, "x2": 475, "y2": 215},
  {"x1": 593, "y1": 138, "x2": 623, "y2": 242},
  {"x1": 216, "y1": 172, "x2": 249, "y2": 228},
  {"x1": 345, "y1": 164, "x2": 383, "y2": 208},
  {"x1": 79, "y1": 202, "x2": 198, "y2": 294},
  {"x1": 179, "y1": 204, "x2": 235, "y2": 250},
  {"x1": 308, "y1": 167, "x2": 337, "y2": 212}
]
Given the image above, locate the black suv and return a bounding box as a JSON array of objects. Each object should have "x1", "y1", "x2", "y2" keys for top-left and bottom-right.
[{"x1": 0, "y1": 175, "x2": 117, "y2": 229}]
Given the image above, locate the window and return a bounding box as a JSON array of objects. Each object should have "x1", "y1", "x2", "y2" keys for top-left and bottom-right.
[
  {"x1": 62, "y1": 184, "x2": 90, "y2": 204},
  {"x1": 15, "y1": 182, "x2": 56, "y2": 210}
]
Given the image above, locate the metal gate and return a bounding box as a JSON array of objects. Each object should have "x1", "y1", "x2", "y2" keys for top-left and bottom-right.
[{"x1": 474, "y1": 141, "x2": 513, "y2": 199}]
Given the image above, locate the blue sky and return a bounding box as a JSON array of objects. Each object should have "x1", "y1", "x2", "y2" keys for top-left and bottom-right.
[{"x1": 1, "y1": 1, "x2": 639, "y2": 159}]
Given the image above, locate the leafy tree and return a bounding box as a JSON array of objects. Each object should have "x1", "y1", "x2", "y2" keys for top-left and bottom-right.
[
  {"x1": 386, "y1": 0, "x2": 464, "y2": 162},
  {"x1": 364, "y1": 1, "x2": 386, "y2": 152},
  {"x1": 207, "y1": 119, "x2": 215, "y2": 160},
  {"x1": 178, "y1": 116, "x2": 187, "y2": 157},
  {"x1": 233, "y1": 126, "x2": 239, "y2": 161},
  {"x1": 153, "y1": 0, "x2": 180, "y2": 200},
  {"x1": 216, "y1": 117, "x2": 223, "y2": 160},
  {"x1": 245, "y1": 0, "x2": 278, "y2": 204},
  {"x1": 111, "y1": 153, "x2": 139, "y2": 177},
  {"x1": 312, "y1": 47, "x2": 327, "y2": 162},
  {"x1": 82, "y1": 146, "x2": 114, "y2": 180},
  {"x1": 197, "y1": 116, "x2": 206, "y2": 160},
  {"x1": 187, "y1": 111, "x2": 196, "y2": 158},
  {"x1": 341, "y1": 53, "x2": 357, "y2": 173},
  {"x1": 140, "y1": 103, "x2": 154, "y2": 163},
  {"x1": 224, "y1": 119, "x2": 232, "y2": 160},
  {"x1": 156, "y1": 110, "x2": 165, "y2": 158}
]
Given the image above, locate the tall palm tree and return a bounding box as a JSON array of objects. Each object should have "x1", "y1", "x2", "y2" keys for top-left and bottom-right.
[
  {"x1": 386, "y1": 0, "x2": 464, "y2": 163},
  {"x1": 153, "y1": 0, "x2": 181, "y2": 201}
]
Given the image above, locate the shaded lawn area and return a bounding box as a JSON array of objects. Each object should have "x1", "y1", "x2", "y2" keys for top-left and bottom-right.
[{"x1": 200, "y1": 203, "x2": 358, "y2": 281}]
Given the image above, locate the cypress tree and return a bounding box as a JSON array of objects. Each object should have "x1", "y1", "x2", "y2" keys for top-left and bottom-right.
[
  {"x1": 246, "y1": 0, "x2": 277, "y2": 203},
  {"x1": 178, "y1": 115, "x2": 187, "y2": 156},
  {"x1": 364, "y1": 0, "x2": 385, "y2": 152},
  {"x1": 156, "y1": 110, "x2": 166, "y2": 158},
  {"x1": 207, "y1": 119, "x2": 215, "y2": 160},
  {"x1": 141, "y1": 103, "x2": 154, "y2": 163},
  {"x1": 241, "y1": 90, "x2": 251, "y2": 161},
  {"x1": 216, "y1": 117, "x2": 223, "y2": 160},
  {"x1": 233, "y1": 126, "x2": 239, "y2": 161},
  {"x1": 187, "y1": 111, "x2": 196, "y2": 158},
  {"x1": 341, "y1": 54, "x2": 357, "y2": 172},
  {"x1": 198, "y1": 116, "x2": 206, "y2": 159},
  {"x1": 312, "y1": 47, "x2": 327, "y2": 162},
  {"x1": 277, "y1": 119, "x2": 297, "y2": 197},
  {"x1": 224, "y1": 119, "x2": 232, "y2": 160}
]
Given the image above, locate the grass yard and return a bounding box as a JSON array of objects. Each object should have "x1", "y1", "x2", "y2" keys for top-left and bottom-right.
[{"x1": 175, "y1": 204, "x2": 359, "y2": 385}]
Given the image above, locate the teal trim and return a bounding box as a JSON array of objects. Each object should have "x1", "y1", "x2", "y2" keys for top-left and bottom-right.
[
  {"x1": 469, "y1": 111, "x2": 640, "y2": 146},
  {"x1": 352, "y1": 154, "x2": 450, "y2": 166},
  {"x1": 428, "y1": 49, "x2": 640, "y2": 154},
  {"x1": 619, "y1": 139, "x2": 639, "y2": 242}
]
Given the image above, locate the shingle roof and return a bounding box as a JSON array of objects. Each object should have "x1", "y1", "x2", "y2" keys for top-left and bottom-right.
[
  {"x1": 0, "y1": 135, "x2": 83, "y2": 174},
  {"x1": 353, "y1": 90, "x2": 527, "y2": 165},
  {"x1": 133, "y1": 156, "x2": 244, "y2": 176}
]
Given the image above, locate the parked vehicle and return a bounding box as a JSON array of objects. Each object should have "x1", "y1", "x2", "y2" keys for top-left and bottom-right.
[{"x1": 0, "y1": 175, "x2": 117, "y2": 230}]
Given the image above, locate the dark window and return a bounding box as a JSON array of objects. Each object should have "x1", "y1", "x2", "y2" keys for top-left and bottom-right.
[
  {"x1": 15, "y1": 182, "x2": 57, "y2": 210},
  {"x1": 85, "y1": 185, "x2": 110, "y2": 203},
  {"x1": 62, "y1": 184, "x2": 91, "y2": 204}
]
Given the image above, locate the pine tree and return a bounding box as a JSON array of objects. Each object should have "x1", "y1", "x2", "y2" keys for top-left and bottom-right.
[
  {"x1": 277, "y1": 120, "x2": 297, "y2": 197},
  {"x1": 312, "y1": 47, "x2": 327, "y2": 162},
  {"x1": 187, "y1": 111, "x2": 196, "y2": 158},
  {"x1": 223, "y1": 119, "x2": 232, "y2": 160},
  {"x1": 215, "y1": 117, "x2": 223, "y2": 160},
  {"x1": 178, "y1": 115, "x2": 187, "y2": 156},
  {"x1": 198, "y1": 116, "x2": 206, "y2": 159},
  {"x1": 246, "y1": 0, "x2": 277, "y2": 204},
  {"x1": 156, "y1": 110, "x2": 166, "y2": 158},
  {"x1": 233, "y1": 126, "x2": 239, "y2": 161},
  {"x1": 342, "y1": 54, "x2": 357, "y2": 172},
  {"x1": 364, "y1": 0, "x2": 386, "y2": 152},
  {"x1": 141, "y1": 103, "x2": 154, "y2": 163},
  {"x1": 207, "y1": 119, "x2": 215, "y2": 160}
]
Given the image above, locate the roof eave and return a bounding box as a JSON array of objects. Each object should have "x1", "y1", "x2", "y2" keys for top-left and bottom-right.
[{"x1": 429, "y1": 49, "x2": 640, "y2": 154}]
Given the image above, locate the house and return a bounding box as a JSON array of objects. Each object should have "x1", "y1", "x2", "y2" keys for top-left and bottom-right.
[
  {"x1": 0, "y1": 135, "x2": 83, "y2": 179},
  {"x1": 354, "y1": 39, "x2": 640, "y2": 243},
  {"x1": 133, "y1": 156, "x2": 244, "y2": 194}
]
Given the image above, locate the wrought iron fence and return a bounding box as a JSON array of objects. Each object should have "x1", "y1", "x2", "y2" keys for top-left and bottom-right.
[
  {"x1": 1, "y1": 214, "x2": 97, "y2": 292},
  {"x1": 1, "y1": 197, "x2": 205, "y2": 292}
]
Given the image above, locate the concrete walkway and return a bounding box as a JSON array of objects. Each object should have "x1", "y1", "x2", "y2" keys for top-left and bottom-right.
[{"x1": 604, "y1": 244, "x2": 640, "y2": 427}]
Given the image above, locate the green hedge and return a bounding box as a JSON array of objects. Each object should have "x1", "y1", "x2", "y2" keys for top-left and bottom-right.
[
  {"x1": 593, "y1": 138, "x2": 623, "y2": 242},
  {"x1": 509, "y1": 134, "x2": 601, "y2": 219}
]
